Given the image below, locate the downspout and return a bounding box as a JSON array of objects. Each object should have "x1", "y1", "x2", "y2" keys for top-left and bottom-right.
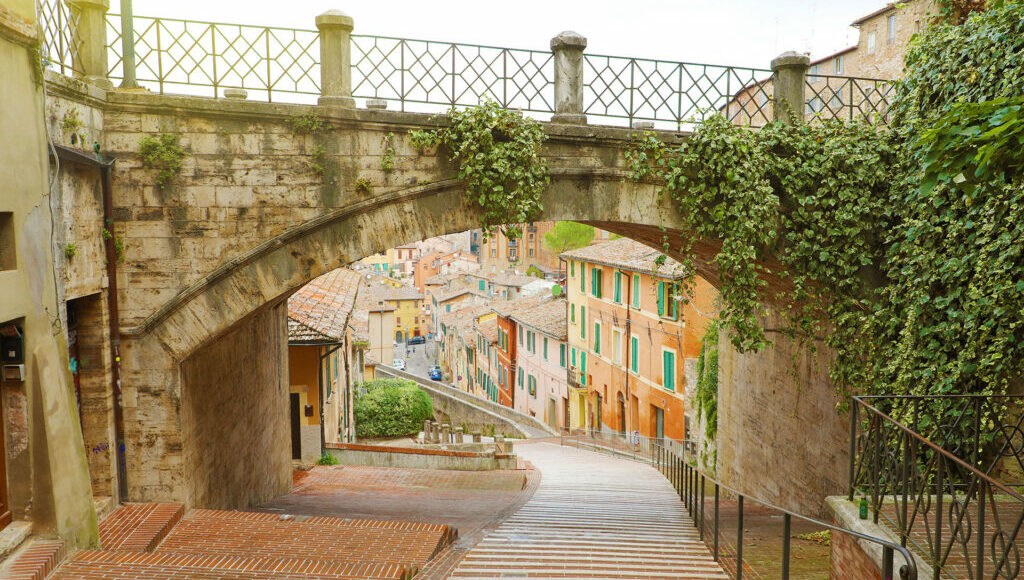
[
  {"x1": 623, "y1": 268, "x2": 631, "y2": 437},
  {"x1": 100, "y1": 160, "x2": 128, "y2": 502}
]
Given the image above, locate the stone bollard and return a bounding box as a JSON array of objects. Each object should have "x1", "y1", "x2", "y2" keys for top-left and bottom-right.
[
  {"x1": 441, "y1": 424, "x2": 451, "y2": 444},
  {"x1": 550, "y1": 31, "x2": 587, "y2": 125},
  {"x1": 423, "y1": 420, "x2": 432, "y2": 442},
  {"x1": 494, "y1": 434, "x2": 506, "y2": 455},
  {"x1": 771, "y1": 51, "x2": 810, "y2": 125},
  {"x1": 471, "y1": 431, "x2": 482, "y2": 443},
  {"x1": 454, "y1": 426, "x2": 464, "y2": 444},
  {"x1": 316, "y1": 10, "x2": 356, "y2": 108},
  {"x1": 430, "y1": 421, "x2": 440, "y2": 443},
  {"x1": 68, "y1": 0, "x2": 113, "y2": 88}
]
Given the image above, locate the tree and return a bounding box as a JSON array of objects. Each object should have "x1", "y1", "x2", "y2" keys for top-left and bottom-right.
[{"x1": 543, "y1": 221, "x2": 595, "y2": 255}]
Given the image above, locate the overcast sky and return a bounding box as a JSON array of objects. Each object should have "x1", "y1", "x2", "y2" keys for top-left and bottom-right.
[{"x1": 128, "y1": 0, "x2": 883, "y2": 69}]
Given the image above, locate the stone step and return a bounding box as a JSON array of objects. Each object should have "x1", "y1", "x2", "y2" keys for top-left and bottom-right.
[
  {"x1": 50, "y1": 549, "x2": 412, "y2": 579},
  {"x1": 99, "y1": 502, "x2": 185, "y2": 552},
  {"x1": 1, "y1": 539, "x2": 65, "y2": 580}
]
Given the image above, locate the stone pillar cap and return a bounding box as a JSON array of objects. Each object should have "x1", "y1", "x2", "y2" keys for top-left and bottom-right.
[
  {"x1": 68, "y1": 0, "x2": 110, "y2": 9},
  {"x1": 771, "y1": 51, "x2": 810, "y2": 71},
  {"x1": 551, "y1": 31, "x2": 587, "y2": 51},
  {"x1": 316, "y1": 10, "x2": 354, "y2": 31}
]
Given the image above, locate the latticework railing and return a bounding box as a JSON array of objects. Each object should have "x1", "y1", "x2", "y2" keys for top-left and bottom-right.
[
  {"x1": 351, "y1": 35, "x2": 554, "y2": 116},
  {"x1": 105, "y1": 14, "x2": 320, "y2": 101},
  {"x1": 805, "y1": 74, "x2": 894, "y2": 124},
  {"x1": 38, "y1": 0, "x2": 82, "y2": 76},
  {"x1": 584, "y1": 55, "x2": 773, "y2": 129},
  {"x1": 851, "y1": 396, "x2": 1024, "y2": 579}
]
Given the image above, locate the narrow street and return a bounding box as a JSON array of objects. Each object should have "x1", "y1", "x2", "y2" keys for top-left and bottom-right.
[{"x1": 449, "y1": 442, "x2": 728, "y2": 579}]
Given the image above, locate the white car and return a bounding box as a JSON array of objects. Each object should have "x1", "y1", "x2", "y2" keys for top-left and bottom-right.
[{"x1": 393, "y1": 358, "x2": 406, "y2": 371}]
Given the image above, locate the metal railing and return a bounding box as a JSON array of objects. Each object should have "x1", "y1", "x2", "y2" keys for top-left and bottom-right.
[
  {"x1": 350, "y1": 35, "x2": 554, "y2": 115},
  {"x1": 104, "y1": 14, "x2": 321, "y2": 101},
  {"x1": 584, "y1": 54, "x2": 773, "y2": 129},
  {"x1": 850, "y1": 395, "x2": 1024, "y2": 579},
  {"x1": 38, "y1": 0, "x2": 82, "y2": 76},
  {"x1": 560, "y1": 427, "x2": 919, "y2": 579},
  {"x1": 805, "y1": 74, "x2": 894, "y2": 124}
]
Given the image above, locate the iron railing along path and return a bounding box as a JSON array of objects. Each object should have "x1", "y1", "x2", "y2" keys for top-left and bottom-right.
[
  {"x1": 559, "y1": 427, "x2": 919, "y2": 580},
  {"x1": 850, "y1": 395, "x2": 1024, "y2": 580},
  {"x1": 38, "y1": 0, "x2": 83, "y2": 77}
]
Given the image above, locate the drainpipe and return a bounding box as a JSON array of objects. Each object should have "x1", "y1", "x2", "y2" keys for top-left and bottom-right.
[
  {"x1": 100, "y1": 158, "x2": 128, "y2": 502},
  {"x1": 623, "y1": 268, "x2": 632, "y2": 438}
]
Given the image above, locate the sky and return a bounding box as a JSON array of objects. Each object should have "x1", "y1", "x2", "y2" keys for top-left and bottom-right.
[{"x1": 127, "y1": 0, "x2": 885, "y2": 69}]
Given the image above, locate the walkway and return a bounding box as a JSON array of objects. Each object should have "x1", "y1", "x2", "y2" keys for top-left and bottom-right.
[{"x1": 449, "y1": 442, "x2": 729, "y2": 579}]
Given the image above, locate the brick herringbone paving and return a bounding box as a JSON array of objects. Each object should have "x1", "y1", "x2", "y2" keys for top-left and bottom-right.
[
  {"x1": 99, "y1": 502, "x2": 185, "y2": 551},
  {"x1": 450, "y1": 442, "x2": 730, "y2": 579},
  {"x1": 153, "y1": 509, "x2": 454, "y2": 568},
  {"x1": 2, "y1": 540, "x2": 65, "y2": 580}
]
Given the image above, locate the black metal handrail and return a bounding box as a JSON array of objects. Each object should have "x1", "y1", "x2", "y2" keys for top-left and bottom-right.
[
  {"x1": 850, "y1": 395, "x2": 1024, "y2": 579},
  {"x1": 559, "y1": 428, "x2": 919, "y2": 579}
]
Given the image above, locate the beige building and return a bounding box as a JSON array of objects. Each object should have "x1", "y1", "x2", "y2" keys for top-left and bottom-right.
[
  {"x1": 479, "y1": 222, "x2": 560, "y2": 275},
  {"x1": 0, "y1": 0, "x2": 97, "y2": 545}
]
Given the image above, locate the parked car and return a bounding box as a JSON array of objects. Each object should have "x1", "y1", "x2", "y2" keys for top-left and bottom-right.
[
  {"x1": 393, "y1": 358, "x2": 406, "y2": 371},
  {"x1": 428, "y1": 365, "x2": 442, "y2": 381},
  {"x1": 408, "y1": 335, "x2": 426, "y2": 345}
]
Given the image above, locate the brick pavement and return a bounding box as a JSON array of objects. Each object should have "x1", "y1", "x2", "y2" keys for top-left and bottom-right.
[{"x1": 98, "y1": 502, "x2": 184, "y2": 552}]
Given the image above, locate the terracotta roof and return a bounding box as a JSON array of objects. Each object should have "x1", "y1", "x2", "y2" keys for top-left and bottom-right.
[
  {"x1": 425, "y1": 273, "x2": 457, "y2": 286},
  {"x1": 509, "y1": 299, "x2": 567, "y2": 341},
  {"x1": 470, "y1": 271, "x2": 536, "y2": 288},
  {"x1": 852, "y1": 2, "x2": 896, "y2": 26},
  {"x1": 434, "y1": 287, "x2": 488, "y2": 304},
  {"x1": 366, "y1": 283, "x2": 423, "y2": 303},
  {"x1": 559, "y1": 237, "x2": 689, "y2": 278},
  {"x1": 810, "y1": 45, "x2": 857, "y2": 67},
  {"x1": 477, "y1": 318, "x2": 499, "y2": 344},
  {"x1": 288, "y1": 268, "x2": 362, "y2": 343},
  {"x1": 491, "y1": 295, "x2": 552, "y2": 318}
]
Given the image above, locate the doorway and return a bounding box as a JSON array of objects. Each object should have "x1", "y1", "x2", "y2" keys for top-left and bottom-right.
[
  {"x1": 289, "y1": 393, "x2": 302, "y2": 460},
  {"x1": 654, "y1": 406, "x2": 665, "y2": 442},
  {"x1": 616, "y1": 393, "x2": 626, "y2": 435}
]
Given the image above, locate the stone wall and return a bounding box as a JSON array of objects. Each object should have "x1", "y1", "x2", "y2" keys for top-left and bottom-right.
[
  {"x1": 71, "y1": 293, "x2": 118, "y2": 498},
  {"x1": 180, "y1": 302, "x2": 291, "y2": 509},
  {"x1": 830, "y1": 528, "x2": 883, "y2": 580},
  {"x1": 716, "y1": 310, "x2": 848, "y2": 517}
]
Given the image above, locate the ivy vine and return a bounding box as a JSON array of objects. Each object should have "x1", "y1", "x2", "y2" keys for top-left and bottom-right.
[
  {"x1": 624, "y1": 0, "x2": 1024, "y2": 411},
  {"x1": 139, "y1": 133, "x2": 186, "y2": 189},
  {"x1": 694, "y1": 318, "x2": 720, "y2": 440},
  {"x1": 410, "y1": 99, "x2": 548, "y2": 239}
]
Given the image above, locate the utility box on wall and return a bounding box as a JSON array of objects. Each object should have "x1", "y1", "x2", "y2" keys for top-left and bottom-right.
[
  {"x1": 1, "y1": 324, "x2": 23, "y2": 364},
  {"x1": 2, "y1": 364, "x2": 25, "y2": 382}
]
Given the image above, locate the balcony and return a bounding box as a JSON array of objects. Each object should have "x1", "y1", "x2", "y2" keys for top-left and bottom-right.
[{"x1": 568, "y1": 367, "x2": 584, "y2": 390}]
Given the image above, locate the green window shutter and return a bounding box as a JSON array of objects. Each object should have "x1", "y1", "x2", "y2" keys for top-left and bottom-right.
[
  {"x1": 580, "y1": 263, "x2": 585, "y2": 293},
  {"x1": 657, "y1": 281, "x2": 666, "y2": 316},
  {"x1": 560, "y1": 344, "x2": 566, "y2": 367},
  {"x1": 519, "y1": 326, "x2": 524, "y2": 345},
  {"x1": 581, "y1": 352, "x2": 587, "y2": 385},
  {"x1": 571, "y1": 261, "x2": 574, "y2": 276},
  {"x1": 614, "y1": 272, "x2": 621, "y2": 302},
  {"x1": 572, "y1": 347, "x2": 577, "y2": 367},
  {"x1": 631, "y1": 336, "x2": 639, "y2": 373},
  {"x1": 581, "y1": 307, "x2": 586, "y2": 338},
  {"x1": 594, "y1": 322, "x2": 601, "y2": 355},
  {"x1": 662, "y1": 350, "x2": 675, "y2": 392},
  {"x1": 478, "y1": 280, "x2": 485, "y2": 291},
  {"x1": 671, "y1": 283, "x2": 679, "y2": 320},
  {"x1": 632, "y1": 274, "x2": 641, "y2": 308},
  {"x1": 543, "y1": 337, "x2": 548, "y2": 359}
]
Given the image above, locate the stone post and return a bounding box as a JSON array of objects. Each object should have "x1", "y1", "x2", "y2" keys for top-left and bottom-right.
[
  {"x1": 550, "y1": 31, "x2": 587, "y2": 125},
  {"x1": 316, "y1": 10, "x2": 355, "y2": 109},
  {"x1": 423, "y1": 419, "x2": 431, "y2": 442},
  {"x1": 494, "y1": 434, "x2": 506, "y2": 455},
  {"x1": 770, "y1": 51, "x2": 809, "y2": 124},
  {"x1": 68, "y1": 0, "x2": 112, "y2": 88},
  {"x1": 471, "y1": 431, "x2": 482, "y2": 443},
  {"x1": 430, "y1": 421, "x2": 440, "y2": 443},
  {"x1": 441, "y1": 424, "x2": 451, "y2": 444},
  {"x1": 454, "y1": 426, "x2": 464, "y2": 444},
  {"x1": 118, "y1": 0, "x2": 138, "y2": 88}
]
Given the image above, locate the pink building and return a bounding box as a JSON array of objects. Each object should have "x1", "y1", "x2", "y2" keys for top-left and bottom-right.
[{"x1": 508, "y1": 299, "x2": 569, "y2": 430}]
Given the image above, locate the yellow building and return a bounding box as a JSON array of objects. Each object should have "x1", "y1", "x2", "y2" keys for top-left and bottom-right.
[
  {"x1": 359, "y1": 248, "x2": 398, "y2": 276},
  {"x1": 366, "y1": 282, "x2": 425, "y2": 343},
  {"x1": 288, "y1": 269, "x2": 364, "y2": 460}
]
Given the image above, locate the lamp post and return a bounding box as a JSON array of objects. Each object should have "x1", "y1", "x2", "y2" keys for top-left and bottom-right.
[{"x1": 118, "y1": 0, "x2": 138, "y2": 87}]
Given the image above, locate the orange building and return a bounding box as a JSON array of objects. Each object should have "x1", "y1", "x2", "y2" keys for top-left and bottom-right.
[{"x1": 561, "y1": 239, "x2": 717, "y2": 441}]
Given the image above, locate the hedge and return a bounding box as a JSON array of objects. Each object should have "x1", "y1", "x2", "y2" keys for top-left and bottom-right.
[{"x1": 354, "y1": 378, "x2": 434, "y2": 438}]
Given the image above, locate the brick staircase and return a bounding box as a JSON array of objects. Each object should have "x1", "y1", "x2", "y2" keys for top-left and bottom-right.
[
  {"x1": 1, "y1": 540, "x2": 65, "y2": 580},
  {"x1": 44, "y1": 504, "x2": 457, "y2": 580}
]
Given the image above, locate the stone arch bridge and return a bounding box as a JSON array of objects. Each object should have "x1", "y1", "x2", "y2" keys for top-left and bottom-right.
[{"x1": 33, "y1": 3, "x2": 895, "y2": 519}]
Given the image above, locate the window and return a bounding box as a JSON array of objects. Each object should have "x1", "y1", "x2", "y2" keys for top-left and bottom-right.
[
  {"x1": 570, "y1": 261, "x2": 574, "y2": 276},
  {"x1": 581, "y1": 306, "x2": 586, "y2": 338},
  {"x1": 809, "y1": 63, "x2": 821, "y2": 79},
  {"x1": 580, "y1": 264, "x2": 585, "y2": 293},
  {"x1": 580, "y1": 352, "x2": 587, "y2": 385},
  {"x1": 632, "y1": 274, "x2": 640, "y2": 308},
  {"x1": 491, "y1": 246, "x2": 497, "y2": 258},
  {"x1": 571, "y1": 304, "x2": 575, "y2": 323},
  {"x1": 560, "y1": 343, "x2": 566, "y2": 367},
  {"x1": 0, "y1": 212, "x2": 14, "y2": 271},
  {"x1": 612, "y1": 330, "x2": 622, "y2": 364},
  {"x1": 630, "y1": 335, "x2": 639, "y2": 373},
  {"x1": 528, "y1": 375, "x2": 537, "y2": 398},
  {"x1": 807, "y1": 97, "x2": 823, "y2": 114},
  {"x1": 445, "y1": 304, "x2": 451, "y2": 312},
  {"x1": 543, "y1": 337, "x2": 549, "y2": 360},
  {"x1": 519, "y1": 325, "x2": 524, "y2": 345},
  {"x1": 613, "y1": 271, "x2": 622, "y2": 303},
  {"x1": 518, "y1": 367, "x2": 524, "y2": 389},
  {"x1": 529, "y1": 248, "x2": 535, "y2": 257},
  {"x1": 662, "y1": 350, "x2": 676, "y2": 392},
  {"x1": 591, "y1": 267, "x2": 602, "y2": 298},
  {"x1": 571, "y1": 347, "x2": 577, "y2": 367},
  {"x1": 887, "y1": 14, "x2": 896, "y2": 44},
  {"x1": 914, "y1": 19, "x2": 920, "y2": 33},
  {"x1": 834, "y1": 55, "x2": 843, "y2": 74},
  {"x1": 478, "y1": 280, "x2": 485, "y2": 291},
  {"x1": 867, "y1": 31, "x2": 876, "y2": 54},
  {"x1": 396, "y1": 316, "x2": 401, "y2": 323},
  {"x1": 657, "y1": 281, "x2": 666, "y2": 316},
  {"x1": 593, "y1": 322, "x2": 601, "y2": 355}
]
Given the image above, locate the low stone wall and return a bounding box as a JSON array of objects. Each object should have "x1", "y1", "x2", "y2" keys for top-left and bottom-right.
[
  {"x1": 825, "y1": 496, "x2": 932, "y2": 580},
  {"x1": 325, "y1": 443, "x2": 516, "y2": 471},
  {"x1": 376, "y1": 366, "x2": 556, "y2": 438}
]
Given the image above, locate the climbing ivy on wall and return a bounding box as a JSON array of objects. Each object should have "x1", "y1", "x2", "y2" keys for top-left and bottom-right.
[
  {"x1": 626, "y1": 0, "x2": 1024, "y2": 406},
  {"x1": 410, "y1": 99, "x2": 549, "y2": 239},
  {"x1": 694, "y1": 318, "x2": 720, "y2": 440}
]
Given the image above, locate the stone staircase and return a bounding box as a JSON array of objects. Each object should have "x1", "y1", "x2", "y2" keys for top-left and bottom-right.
[
  {"x1": 449, "y1": 443, "x2": 729, "y2": 579},
  {"x1": 42, "y1": 503, "x2": 456, "y2": 580}
]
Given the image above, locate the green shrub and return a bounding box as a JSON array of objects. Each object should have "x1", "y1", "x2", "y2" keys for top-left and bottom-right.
[
  {"x1": 317, "y1": 452, "x2": 340, "y2": 465},
  {"x1": 354, "y1": 378, "x2": 433, "y2": 438}
]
